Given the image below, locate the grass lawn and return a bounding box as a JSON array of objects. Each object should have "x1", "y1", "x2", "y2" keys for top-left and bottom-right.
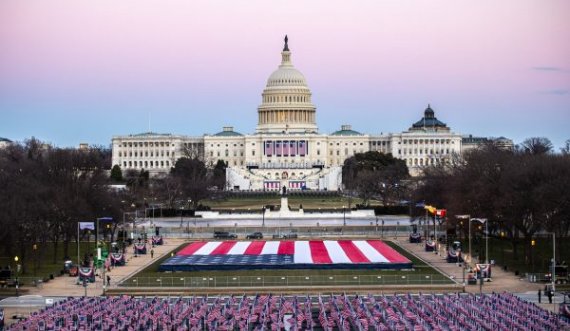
[
  {"x1": 203, "y1": 196, "x2": 376, "y2": 211},
  {"x1": 457, "y1": 236, "x2": 570, "y2": 277},
  {"x1": 0, "y1": 241, "x2": 112, "y2": 285},
  {"x1": 122, "y1": 241, "x2": 452, "y2": 288}
]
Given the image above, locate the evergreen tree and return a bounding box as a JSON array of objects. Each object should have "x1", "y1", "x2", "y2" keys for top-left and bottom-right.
[{"x1": 110, "y1": 164, "x2": 123, "y2": 182}]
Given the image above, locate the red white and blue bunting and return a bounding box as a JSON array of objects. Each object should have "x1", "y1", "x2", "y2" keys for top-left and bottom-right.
[
  {"x1": 447, "y1": 249, "x2": 463, "y2": 263},
  {"x1": 110, "y1": 253, "x2": 125, "y2": 266},
  {"x1": 152, "y1": 236, "x2": 164, "y2": 245},
  {"x1": 475, "y1": 264, "x2": 492, "y2": 279},
  {"x1": 134, "y1": 242, "x2": 147, "y2": 254},
  {"x1": 264, "y1": 181, "x2": 280, "y2": 190},
  {"x1": 409, "y1": 233, "x2": 421, "y2": 243},
  {"x1": 78, "y1": 267, "x2": 95, "y2": 283}
]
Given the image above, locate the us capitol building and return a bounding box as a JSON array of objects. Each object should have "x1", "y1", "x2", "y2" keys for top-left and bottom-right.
[{"x1": 111, "y1": 36, "x2": 512, "y2": 191}]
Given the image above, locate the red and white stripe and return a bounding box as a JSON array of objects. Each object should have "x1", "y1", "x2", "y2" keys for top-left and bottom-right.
[{"x1": 177, "y1": 240, "x2": 410, "y2": 264}]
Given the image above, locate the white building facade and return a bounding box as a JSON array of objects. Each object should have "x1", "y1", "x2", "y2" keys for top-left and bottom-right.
[{"x1": 111, "y1": 37, "x2": 511, "y2": 189}]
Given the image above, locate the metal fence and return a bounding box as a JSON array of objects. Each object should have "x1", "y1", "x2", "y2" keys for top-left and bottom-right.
[
  {"x1": 138, "y1": 226, "x2": 413, "y2": 240},
  {"x1": 120, "y1": 274, "x2": 452, "y2": 288}
]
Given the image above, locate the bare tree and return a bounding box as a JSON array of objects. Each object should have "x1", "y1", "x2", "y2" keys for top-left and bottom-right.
[
  {"x1": 519, "y1": 137, "x2": 553, "y2": 155},
  {"x1": 561, "y1": 139, "x2": 570, "y2": 155},
  {"x1": 171, "y1": 157, "x2": 213, "y2": 209}
]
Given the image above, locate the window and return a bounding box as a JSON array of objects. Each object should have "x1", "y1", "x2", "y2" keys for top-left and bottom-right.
[{"x1": 252, "y1": 150, "x2": 255, "y2": 156}]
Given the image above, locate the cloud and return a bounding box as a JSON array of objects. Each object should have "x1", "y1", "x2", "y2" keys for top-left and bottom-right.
[
  {"x1": 540, "y1": 89, "x2": 569, "y2": 95},
  {"x1": 532, "y1": 66, "x2": 567, "y2": 72}
]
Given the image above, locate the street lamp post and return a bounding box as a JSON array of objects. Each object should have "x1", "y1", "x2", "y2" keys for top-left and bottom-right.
[
  {"x1": 542, "y1": 232, "x2": 559, "y2": 328},
  {"x1": 456, "y1": 215, "x2": 471, "y2": 262},
  {"x1": 544, "y1": 232, "x2": 556, "y2": 293},
  {"x1": 375, "y1": 216, "x2": 378, "y2": 235},
  {"x1": 262, "y1": 206, "x2": 266, "y2": 227},
  {"x1": 130, "y1": 203, "x2": 136, "y2": 241},
  {"x1": 179, "y1": 207, "x2": 184, "y2": 228},
  {"x1": 471, "y1": 218, "x2": 488, "y2": 264},
  {"x1": 343, "y1": 205, "x2": 346, "y2": 227},
  {"x1": 14, "y1": 256, "x2": 19, "y2": 296}
]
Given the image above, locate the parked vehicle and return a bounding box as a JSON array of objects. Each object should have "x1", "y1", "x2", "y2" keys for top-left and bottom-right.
[
  {"x1": 246, "y1": 232, "x2": 263, "y2": 239},
  {"x1": 63, "y1": 260, "x2": 79, "y2": 277},
  {"x1": 213, "y1": 231, "x2": 238, "y2": 239},
  {"x1": 545, "y1": 264, "x2": 569, "y2": 284},
  {"x1": 0, "y1": 269, "x2": 15, "y2": 287},
  {"x1": 272, "y1": 233, "x2": 298, "y2": 239}
]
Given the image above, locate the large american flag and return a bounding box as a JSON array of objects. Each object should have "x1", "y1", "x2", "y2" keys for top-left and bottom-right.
[{"x1": 160, "y1": 240, "x2": 411, "y2": 272}]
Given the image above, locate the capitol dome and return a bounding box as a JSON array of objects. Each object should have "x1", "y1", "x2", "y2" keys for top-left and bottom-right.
[
  {"x1": 266, "y1": 66, "x2": 308, "y2": 87},
  {"x1": 256, "y1": 36, "x2": 318, "y2": 134}
]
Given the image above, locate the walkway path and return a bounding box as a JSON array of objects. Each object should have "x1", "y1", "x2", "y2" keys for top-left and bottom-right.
[
  {"x1": 22, "y1": 238, "x2": 185, "y2": 297},
  {"x1": 396, "y1": 238, "x2": 566, "y2": 312}
]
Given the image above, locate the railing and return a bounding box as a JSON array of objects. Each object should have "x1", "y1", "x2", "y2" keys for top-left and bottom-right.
[
  {"x1": 120, "y1": 274, "x2": 452, "y2": 288},
  {"x1": 138, "y1": 226, "x2": 415, "y2": 239}
]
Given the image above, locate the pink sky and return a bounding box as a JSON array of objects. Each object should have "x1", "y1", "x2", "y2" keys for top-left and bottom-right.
[{"x1": 1, "y1": 1, "x2": 569, "y2": 148}]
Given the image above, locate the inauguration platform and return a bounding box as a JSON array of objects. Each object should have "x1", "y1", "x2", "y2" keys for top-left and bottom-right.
[{"x1": 159, "y1": 240, "x2": 412, "y2": 271}]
